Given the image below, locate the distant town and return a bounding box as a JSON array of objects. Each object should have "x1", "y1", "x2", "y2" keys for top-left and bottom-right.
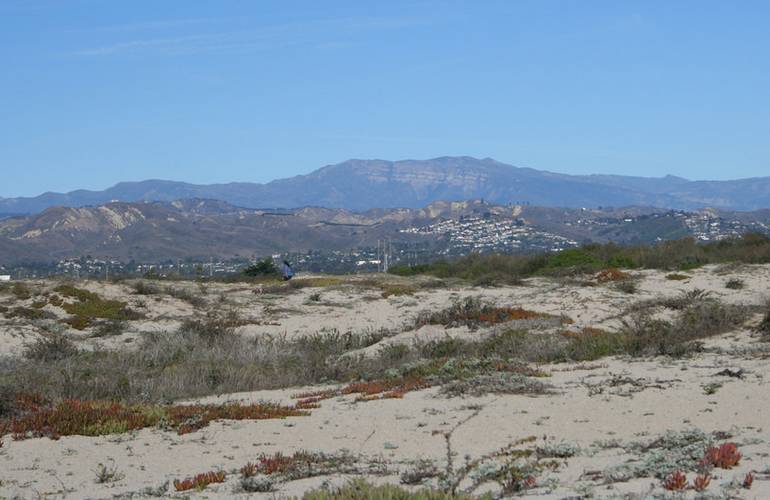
[{"x1": 2, "y1": 207, "x2": 768, "y2": 280}]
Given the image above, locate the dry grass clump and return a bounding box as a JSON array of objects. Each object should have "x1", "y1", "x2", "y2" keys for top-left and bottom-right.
[
  {"x1": 381, "y1": 284, "x2": 417, "y2": 298},
  {"x1": 130, "y1": 280, "x2": 206, "y2": 307},
  {"x1": 177, "y1": 311, "x2": 243, "y2": 345},
  {"x1": 303, "y1": 478, "x2": 482, "y2": 500},
  {"x1": 91, "y1": 320, "x2": 127, "y2": 338},
  {"x1": 415, "y1": 297, "x2": 547, "y2": 331},
  {"x1": 24, "y1": 332, "x2": 79, "y2": 362},
  {"x1": 622, "y1": 299, "x2": 747, "y2": 357},
  {"x1": 173, "y1": 470, "x2": 226, "y2": 492},
  {"x1": 658, "y1": 288, "x2": 711, "y2": 310},
  {"x1": 250, "y1": 451, "x2": 325, "y2": 476},
  {"x1": 257, "y1": 277, "x2": 345, "y2": 295},
  {"x1": 0, "y1": 394, "x2": 308, "y2": 440},
  {"x1": 757, "y1": 304, "x2": 770, "y2": 341},
  {"x1": 94, "y1": 461, "x2": 124, "y2": 484},
  {"x1": 5, "y1": 282, "x2": 33, "y2": 300},
  {"x1": 1, "y1": 320, "x2": 409, "y2": 404},
  {"x1": 665, "y1": 273, "x2": 690, "y2": 281}
]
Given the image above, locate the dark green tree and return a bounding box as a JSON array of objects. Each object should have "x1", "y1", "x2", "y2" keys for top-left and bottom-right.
[{"x1": 242, "y1": 258, "x2": 278, "y2": 277}]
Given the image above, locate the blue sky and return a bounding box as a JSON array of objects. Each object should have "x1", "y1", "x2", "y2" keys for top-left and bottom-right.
[{"x1": 2, "y1": 1, "x2": 769, "y2": 197}]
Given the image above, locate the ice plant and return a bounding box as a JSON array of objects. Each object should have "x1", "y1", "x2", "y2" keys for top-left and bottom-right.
[
  {"x1": 663, "y1": 470, "x2": 687, "y2": 491},
  {"x1": 743, "y1": 472, "x2": 754, "y2": 489},
  {"x1": 702, "y1": 442, "x2": 741, "y2": 469},
  {"x1": 258, "y1": 452, "x2": 297, "y2": 475},
  {"x1": 240, "y1": 462, "x2": 258, "y2": 479},
  {"x1": 0, "y1": 395, "x2": 309, "y2": 440},
  {"x1": 173, "y1": 470, "x2": 226, "y2": 491},
  {"x1": 294, "y1": 376, "x2": 432, "y2": 404},
  {"x1": 692, "y1": 473, "x2": 711, "y2": 492}
]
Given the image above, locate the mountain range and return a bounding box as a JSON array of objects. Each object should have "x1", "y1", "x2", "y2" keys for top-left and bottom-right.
[
  {"x1": 3, "y1": 157, "x2": 770, "y2": 215},
  {"x1": 2, "y1": 197, "x2": 768, "y2": 265}
]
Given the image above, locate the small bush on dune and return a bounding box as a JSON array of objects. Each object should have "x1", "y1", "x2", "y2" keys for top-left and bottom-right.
[
  {"x1": 660, "y1": 289, "x2": 711, "y2": 310},
  {"x1": 130, "y1": 281, "x2": 206, "y2": 307},
  {"x1": 11, "y1": 282, "x2": 33, "y2": 300},
  {"x1": 303, "y1": 478, "x2": 483, "y2": 500},
  {"x1": 24, "y1": 333, "x2": 79, "y2": 362},
  {"x1": 91, "y1": 320, "x2": 127, "y2": 338},
  {"x1": 613, "y1": 280, "x2": 638, "y2": 294},
  {"x1": 415, "y1": 297, "x2": 547, "y2": 331},
  {"x1": 130, "y1": 280, "x2": 161, "y2": 295},
  {"x1": 6, "y1": 306, "x2": 50, "y2": 320},
  {"x1": 621, "y1": 300, "x2": 746, "y2": 357},
  {"x1": 381, "y1": 284, "x2": 417, "y2": 298},
  {"x1": 178, "y1": 312, "x2": 240, "y2": 346},
  {"x1": 440, "y1": 372, "x2": 552, "y2": 397},
  {"x1": 54, "y1": 285, "x2": 142, "y2": 330}
]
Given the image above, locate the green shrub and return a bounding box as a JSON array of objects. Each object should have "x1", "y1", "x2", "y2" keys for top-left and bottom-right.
[
  {"x1": 389, "y1": 233, "x2": 770, "y2": 283},
  {"x1": 55, "y1": 285, "x2": 141, "y2": 330},
  {"x1": 545, "y1": 248, "x2": 600, "y2": 269}
]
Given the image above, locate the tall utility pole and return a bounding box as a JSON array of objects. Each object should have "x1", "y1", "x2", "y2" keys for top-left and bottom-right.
[{"x1": 209, "y1": 257, "x2": 214, "y2": 278}]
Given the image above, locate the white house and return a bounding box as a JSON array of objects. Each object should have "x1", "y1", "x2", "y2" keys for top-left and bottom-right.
[{"x1": 0, "y1": 275, "x2": 10, "y2": 282}]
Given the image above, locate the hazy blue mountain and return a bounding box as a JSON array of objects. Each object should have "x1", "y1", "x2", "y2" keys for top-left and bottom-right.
[{"x1": 3, "y1": 157, "x2": 770, "y2": 214}]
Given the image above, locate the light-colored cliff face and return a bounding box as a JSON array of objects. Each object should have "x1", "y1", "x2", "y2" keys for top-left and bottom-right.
[{"x1": 9, "y1": 205, "x2": 148, "y2": 240}]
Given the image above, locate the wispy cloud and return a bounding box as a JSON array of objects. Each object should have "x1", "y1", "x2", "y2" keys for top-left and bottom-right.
[
  {"x1": 70, "y1": 16, "x2": 425, "y2": 57},
  {"x1": 69, "y1": 17, "x2": 222, "y2": 34}
]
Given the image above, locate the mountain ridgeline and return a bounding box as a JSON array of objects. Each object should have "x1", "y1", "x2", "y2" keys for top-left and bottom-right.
[
  {"x1": 1, "y1": 197, "x2": 769, "y2": 265},
  {"x1": 3, "y1": 157, "x2": 770, "y2": 215}
]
